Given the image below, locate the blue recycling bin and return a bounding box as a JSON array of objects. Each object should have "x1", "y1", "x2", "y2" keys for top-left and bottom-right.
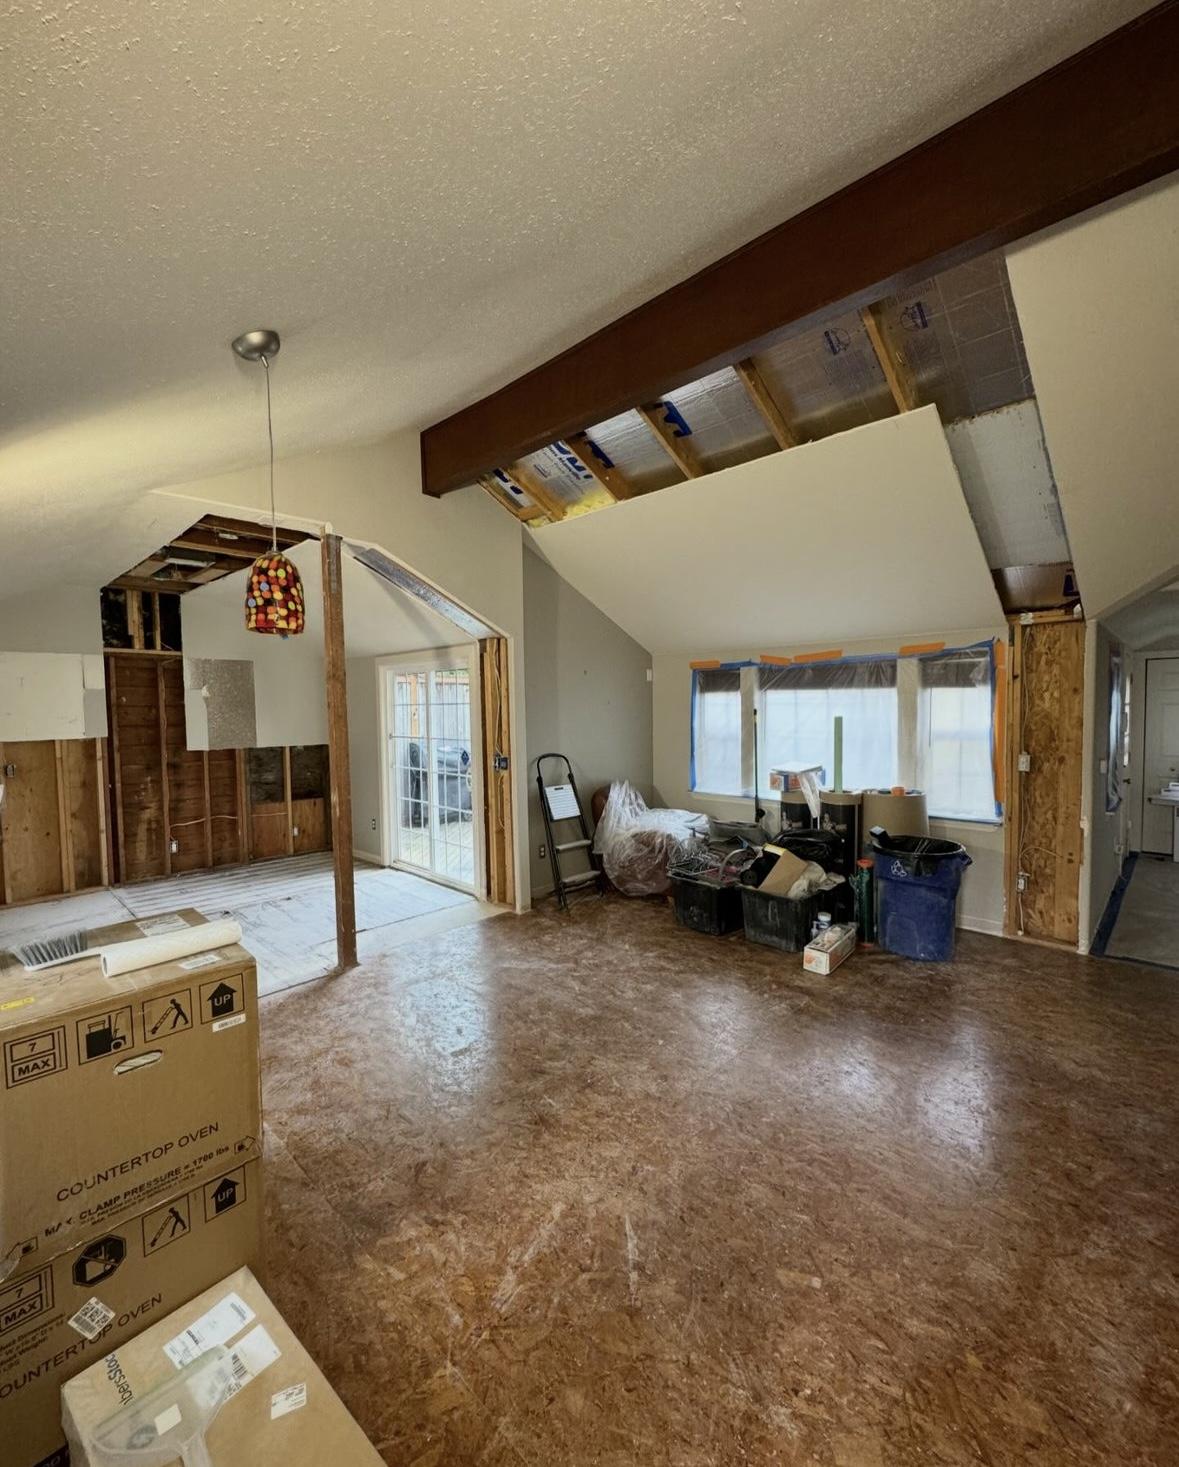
[{"x1": 872, "y1": 834, "x2": 971, "y2": 961}]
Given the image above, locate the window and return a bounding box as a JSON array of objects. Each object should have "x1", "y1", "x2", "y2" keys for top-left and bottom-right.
[
  {"x1": 916, "y1": 647, "x2": 997, "y2": 821},
  {"x1": 758, "y1": 659, "x2": 898, "y2": 793},
  {"x1": 691, "y1": 667, "x2": 742, "y2": 794}
]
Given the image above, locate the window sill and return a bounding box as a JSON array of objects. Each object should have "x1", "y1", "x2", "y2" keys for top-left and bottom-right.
[{"x1": 929, "y1": 814, "x2": 1003, "y2": 829}]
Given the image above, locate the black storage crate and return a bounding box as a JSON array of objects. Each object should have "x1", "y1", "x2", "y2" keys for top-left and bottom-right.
[
  {"x1": 670, "y1": 875, "x2": 745, "y2": 936},
  {"x1": 739, "y1": 886, "x2": 816, "y2": 952}
]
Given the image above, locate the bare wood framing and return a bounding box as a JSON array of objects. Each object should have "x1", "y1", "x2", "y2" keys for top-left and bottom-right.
[
  {"x1": 637, "y1": 404, "x2": 704, "y2": 479},
  {"x1": 156, "y1": 661, "x2": 173, "y2": 877},
  {"x1": 860, "y1": 304, "x2": 918, "y2": 413},
  {"x1": 322, "y1": 534, "x2": 358, "y2": 970},
  {"x1": 0, "y1": 743, "x2": 10, "y2": 905},
  {"x1": 107, "y1": 657, "x2": 127, "y2": 884},
  {"x1": 283, "y1": 746, "x2": 295, "y2": 857},
  {"x1": 733, "y1": 359, "x2": 798, "y2": 450},
  {"x1": 504, "y1": 463, "x2": 568, "y2": 523},
  {"x1": 478, "y1": 475, "x2": 545, "y2": 522},
  {"x1": 97, "y1": 737, "x2": 112, "y2": 886},
  {"x1": 53, "y1": 741, "x2": 75, "y2": 893},
  {"x1": 235, "y1": 749, "x2": 251, "y2": 864},
  {"x1": 565, "y1": 431, "x2": 633, "y2": 501},
  {"x1": 202, "y1": 751, "x2": 214, "y2": 867},
  {"x1": 421, "y1": 6, "x2": 1179, "y2": 494}
]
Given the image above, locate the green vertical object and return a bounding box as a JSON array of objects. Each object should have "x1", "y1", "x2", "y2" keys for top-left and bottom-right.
[{"x1": 833, "y1": 715, "x2": 844, "y2": 793}]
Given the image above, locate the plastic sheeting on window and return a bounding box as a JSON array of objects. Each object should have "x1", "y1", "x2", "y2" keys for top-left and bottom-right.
[
  {"x1": 916, "y1": 644, "x2": 998, "y2": 820},
  {"x1": 757, "y1": 658, "x2": 898, "y2": 793},
  {"x1": 690, "y1": 666, "x2": 743, "y2": 795}
]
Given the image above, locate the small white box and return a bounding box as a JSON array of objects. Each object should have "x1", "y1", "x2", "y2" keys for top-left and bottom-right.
[{"x1": 803, "y1": 922, "x2": 856, "y2": 975}]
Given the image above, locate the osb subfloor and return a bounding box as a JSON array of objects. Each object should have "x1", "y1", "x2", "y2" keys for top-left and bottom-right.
[{"x1": 259, "y1": 896, "x2": 1179, "y2": 1466}]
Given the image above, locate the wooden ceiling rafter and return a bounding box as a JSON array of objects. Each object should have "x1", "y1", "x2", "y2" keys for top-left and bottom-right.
[
  {"x1": 478, "y1": 474, "x2": 546, "y2": 522},
  {"x1": 565, "y1": 431, "x2": 633, "y2": 502},
  {"x1": 107, "y1": 514, "x2": 315, "y2": 596},
  {"x1": 637, "y1": 402, "x2": 705, "y2": 479},
  {"x1": 733, "y1": 358, "x2": 800, "y2": 450},
  {"x1": 501, "y1": 463, "x2": 569, "y2": 523},
  {"x1": 860, "y1": 303, "x2": 919, "y2": 413}
]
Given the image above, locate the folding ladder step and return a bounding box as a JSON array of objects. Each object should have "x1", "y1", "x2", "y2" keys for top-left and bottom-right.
[
  {"x1": 555, "y1": 838, "x2": 592, "y2": 853},
  {"x1": 559, "y1": 870, "x2": 601, "y2": 891}
]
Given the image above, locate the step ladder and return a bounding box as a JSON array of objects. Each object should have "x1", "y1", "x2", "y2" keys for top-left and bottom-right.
[{"x1": 535, "y1": 753, "x2": 605, "y2": 911}]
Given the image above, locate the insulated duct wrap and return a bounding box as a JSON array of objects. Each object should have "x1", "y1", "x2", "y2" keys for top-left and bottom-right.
[{"x1": 99, "y1": 919, "x2": 244, "y2": 978}]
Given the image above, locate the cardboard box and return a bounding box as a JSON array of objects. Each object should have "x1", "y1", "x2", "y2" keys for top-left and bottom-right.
[
  {"x1": 0, "y1": 910, "x2": 260, "y2": 1279},
  {"x1": 62, "y1": 1266, "x2": 382, "y2": 1467},
  {"x1": 0, "y1": 1156, "x2": 263, "y2": 1467},
  {"x1": 802, "y1": 922, "x2": 857, "y2": 975}
]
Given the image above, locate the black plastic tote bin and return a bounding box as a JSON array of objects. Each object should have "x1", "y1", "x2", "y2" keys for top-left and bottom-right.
[
  {"x1": 671, "y1": 875, "x2": 745, "y2": 936},
  {"x1": 739, "y1": 885, "x2": 816, "y2": 952},
  {"x1": 871, "y1": 833, "x2": 971, "y2": 961}
]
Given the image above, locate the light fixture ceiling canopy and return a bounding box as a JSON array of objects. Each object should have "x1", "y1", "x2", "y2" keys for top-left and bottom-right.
[{"x1": 231, "y1": 328, "x2": 281, "y2": 363}]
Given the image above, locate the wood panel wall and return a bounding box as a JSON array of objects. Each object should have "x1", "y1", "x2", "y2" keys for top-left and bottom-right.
[
  {"x1": 0, "y1": 738, "x2": 108, "y2": 904},
  {"x1": 1005, "y1": 615, "x2": 1085, "y2": 945}
]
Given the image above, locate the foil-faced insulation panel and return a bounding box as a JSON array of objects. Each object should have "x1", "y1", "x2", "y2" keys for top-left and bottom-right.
[
  {"x1": 944, "y1": 399, "x2": 1069, "y2": 570},
  {"x1": 581, "y1": 409, "x2": 682, "y2": 496},
  {"x1": 662, "y1": 366, "x2": 777, "y2": 471},
  {"x1": 873, "y1": 252, "x2": 1034, "y2": 424},
  {"x1": 755, "y1": 309, "x2": 894, "y2": 440}
]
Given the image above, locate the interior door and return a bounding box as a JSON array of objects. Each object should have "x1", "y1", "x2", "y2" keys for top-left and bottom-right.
[{"x1": 1142, "y1": 658, "x2": 1179, "y2": 853}]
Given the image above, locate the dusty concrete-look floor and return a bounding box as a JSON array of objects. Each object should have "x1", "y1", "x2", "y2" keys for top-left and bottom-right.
[
  {"x1": 260, "y1": 897, "x2": 1179, "y2": 1466},
  {"x1": 1107, "y1": 855, "x2": 1179, "y2": 970}
]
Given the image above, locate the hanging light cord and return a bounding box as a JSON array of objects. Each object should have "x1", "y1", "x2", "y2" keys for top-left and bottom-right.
[{"x1": 261, "y1": 353, "x2": 277, "y2": 553}]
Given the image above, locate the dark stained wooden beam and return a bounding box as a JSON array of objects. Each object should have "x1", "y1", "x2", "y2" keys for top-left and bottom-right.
[
  {"x1": 321, "y1": 533, "x2": 357, "y2": 972},
  {"x1": 421, "y1": 3, "x2": 1179, "y2": 495}
]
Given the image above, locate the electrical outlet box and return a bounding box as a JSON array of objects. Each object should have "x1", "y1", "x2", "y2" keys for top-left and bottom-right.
[
  {"x1": 494, "y1": 754, "x2": 510, "y2": 771},
  {"x1": 1017, "y1": 871, "x2": 1029, "y2": 892},
  {"x1": 1017, "y1": 752, "x2": 1032, "y2": 773},
  {"x1": 538, "y1": 844, "x2": 546, "y2": 860}
]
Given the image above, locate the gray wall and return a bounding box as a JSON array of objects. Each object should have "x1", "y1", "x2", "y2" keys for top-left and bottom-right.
[{"x1": 523, "y1": 545, "x2": 653, "y2": 897}]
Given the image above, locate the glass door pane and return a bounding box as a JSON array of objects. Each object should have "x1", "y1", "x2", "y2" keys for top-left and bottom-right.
[
  {"x1": 428, "y1": 667, "x2": 475, "y2": 888},
  {"x1": 390, "y1": 670, "x2": 431, "y2": 872}
]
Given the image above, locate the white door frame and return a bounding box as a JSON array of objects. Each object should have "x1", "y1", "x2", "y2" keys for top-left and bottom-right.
[{"x1": 375, "y1": 646, "x2": 485, "y2": 897}]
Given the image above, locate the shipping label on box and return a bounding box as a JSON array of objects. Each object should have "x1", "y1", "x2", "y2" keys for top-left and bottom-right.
[
  {"x1": 0, "y1": 1157, "x2": 263, "y2": 1467},
  {"x1": 0, "y1": 910, "x2": 260, "y2": 1278},
  {"x1": 63, "y1": 1266, "x2": 383, "y2": 1467}
]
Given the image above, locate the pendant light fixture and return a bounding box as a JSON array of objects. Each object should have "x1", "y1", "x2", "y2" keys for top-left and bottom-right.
[{"x1": 231, "y1": 328, "x2": 306, "y2": 638}]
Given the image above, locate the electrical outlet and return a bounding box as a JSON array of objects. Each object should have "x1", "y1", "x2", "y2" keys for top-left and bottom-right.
[
  {"x1": 1017, "y1": 752, "x2": 1031, "y2": 773},
  {"x1": 371, "y1": 817, "x2": 377, "y2": 831},
  {"x1": 538, "y1": 844, "x2": 546, "y2": 859},
  {"x1": 170, "y1": 837, "x2": 179, "y2": 854},
  {"x1": 1017, "y1": 871, "x2": 1029, "y2": 892},
  {"x1": 292, "y1": 826, "x2": 300, "y2": 838}
]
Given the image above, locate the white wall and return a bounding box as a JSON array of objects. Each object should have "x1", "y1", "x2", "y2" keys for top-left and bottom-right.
[
  {"x1": 652, "y1": 625, "x2": 1008, "y2": 936},
  {"x1": 0, "y1": 586, "x2": 108, "y2": 737},
  {"x1": 1008, "y1": 172, "x2": 1179, "y2": 618},
  {"x1": 156, "y1": 432, "x2": 530, "y2": 904},
  {"x1": 0, "y1": 652, "x2": 105, "y2": 741},
  {"x1": 347, "y1": 656, "x2": 382, "y2": 862},
  {"x1": 523, "y1": 545, "x2": 654, "y2": 897}
]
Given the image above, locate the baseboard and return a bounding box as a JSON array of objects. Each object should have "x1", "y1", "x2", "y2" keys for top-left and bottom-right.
[
  {"x1": 957, "y1": 915, "x2": 1004, "y2": 937},
  {"x1": 353, "y1": 849, "x2": 382, "y2": 866}
]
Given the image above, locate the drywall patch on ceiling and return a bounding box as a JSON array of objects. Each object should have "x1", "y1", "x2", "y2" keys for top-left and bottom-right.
[
  {"x1": 1008, "y1": 172, "x2": 1179, "y2": 617},
  {"x1": 944, "y1": 400, "x2": 1068, "y2": 569},
  {"x1": 531, "y1": 407, "x2": 1003, "y2": 655}
]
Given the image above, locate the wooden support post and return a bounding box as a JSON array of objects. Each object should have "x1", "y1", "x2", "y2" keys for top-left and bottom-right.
[
  {"x1": 54, "y1": 740, "x2": 75, "y2": 892},
  {"x1": 860, "y1": 303, "x2": 919, "y2": 413},
  {"x1": 637, "y1": 403, "x2": 705, "y2": 479},
  {"x1": 321, "y1": 534, "x2": 358, "y2": 971},
  {"x1": 733, "y1": 358, "x2": 799, "y2": 450},
  {"x1": 282, "y1": 746, "x2": 295, "y2": 856},
  {"x1": 565, "y1": 432, "x2": 633, "y2": 501},
  {"x1": 157, "y1": 660, "x2": 172, "y2": 877},
  {"x1": 202, "y1": 751, "x2": 214, "y2": 868},
  {"x1": 96, "y1": 738, "x2": 111, "y2": 887},
  {"x1": 107, "y1": 657, "x2": 127, "y2": 884}
]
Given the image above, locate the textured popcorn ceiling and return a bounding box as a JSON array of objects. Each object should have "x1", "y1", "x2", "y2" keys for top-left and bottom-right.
[{"x1": 0, "y1": 0, "x2": 1150, "y2": 560}]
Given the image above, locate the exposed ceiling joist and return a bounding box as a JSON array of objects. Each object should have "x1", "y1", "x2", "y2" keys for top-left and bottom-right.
[
  {"x1": 478, "y1": 474, "x2": 544, "y2": 522},
  {"x1": 860, "y1": 304, "x2": 919, "y2": 413},
  {"x1": 733, "y1": 358, "x2": 798, "y2": 450},
  {"x1": 637, "y1": 403, "x2": 705, "y2": 479},
  {"x1": 504, "y1": 463, "x2": 568, "y2": 522},
  {"x1": 566, "y1": 432, "x2": 632, "y2": 502},
  {"x1": 420, "y1": 4, "x2": 1179, "y2": 496}
]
